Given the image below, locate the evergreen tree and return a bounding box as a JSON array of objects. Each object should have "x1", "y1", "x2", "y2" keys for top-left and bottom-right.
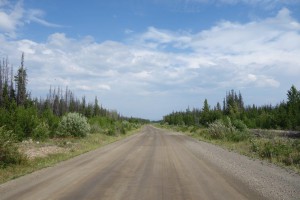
[
  {"x1": 200, "y1": 99, "x2": 211, "y2": 125},
  {"x1": 287, "y1": 85, "x2": 300, "y2": 105},
  {"x1": 15, "y1": 53, "x2": 27, "y2": 106},
  {"x1": 286, "y1": 85, "x2": 300, "y2": 129},
  {"x1": 94, "y1": 96, "x2": 100, "y2": 116}
]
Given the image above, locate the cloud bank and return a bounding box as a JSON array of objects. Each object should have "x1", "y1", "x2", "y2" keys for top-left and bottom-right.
[{"x1": 0, "y1": 6, "x2": 299, "y2": 119}]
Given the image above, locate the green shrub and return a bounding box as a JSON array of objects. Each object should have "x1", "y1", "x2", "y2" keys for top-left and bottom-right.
[
  {"x1": 57, "y1": 112, "x2": 90, "y2": 137},
  {"x1": 227, "y1": 131, "x2": 250, "y2": 142},
  {"x1": 90, "y1": 123, "x2": 102, "y2": 134},
  {"x1": 179, "y1": 126, "x2": 189, "y2": 132},
  {"x1": 41, "y1": 108, "x2": 60, "y2": 137},
  {"x1": 13, "y1": 106, "x2": 39, "y2": 140},
  {"x1": 250, "y1": 139, "x2": 259, "y2": 153},
  {"x1": 116, "y1": 121, "x2": 127, "y2": 135},
  {"x1": 208, "y1": 118, "x2": 250, "y2": 142},
  {"x1": 232, "y1": 119, "x2": 248, "y2": 132},
  {"x1": 107, "y1": 127, "x2": 116, "y2": 136},
  {"x1": 0, "y1": 126, "x2": 26, "y2": 167},
  {"x1": 250, "y1": 138, "x2": 300, "y2": 166},
  {"x1": 122, "y1": 121, "x2": 131, "y2": 131},
  {"x1": 190, "y1": 126, "x2": 199, "y2": 133},
  {"x1": 32, "y1": 122, "x2": 50, "y2": 141},
  {"x1": 260, "y1": 140, "x2": 275, "y2": 159},
  {"x1": 208, "y1": 120, "x2": 230, "y2": 139},
  {"x1": 120, "y1": 126, "x2": 126, "y2": 135}
]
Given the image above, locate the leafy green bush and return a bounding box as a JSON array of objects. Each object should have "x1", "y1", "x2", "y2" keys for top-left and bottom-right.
[
  {"x1": 115, "y1": 121, "x2": 127, "y2": 135},
  {"x1": 232, "y1": 119, "x2": 248, "y2": 132},
  {"x1": 119, "y1": 125, "x2": 126, "y2": 135},
  {"x1": 122, "y1": 121, "x2": 131, "y2": 131},
  {"x1": 208, "y1": 120, "x2": 229, "y2": 139},
  {"x1": 57, "y1": 112, "x2": 90, "y2": 137},
  {"x1": 13, "y1": 106, "x2": 39, "y2": 140},
  {"x1": 107, "y1": 127, "x2": 116, "y2": 136},
  {"x1": 208, "y1": 118, "x2": 250, "y2": 142},
  {"x1": 32, "y1": 122, "x2": 50, "y2": 141},
  {"x1": 90, "y1": 123, "x2": 102, "y2": 134},
  {"x1": 0, "y1": 126, "x2": 26, "y2": 167},
  {"x1": 41, "y1": 108, "x2": 60, "y2": 137}
]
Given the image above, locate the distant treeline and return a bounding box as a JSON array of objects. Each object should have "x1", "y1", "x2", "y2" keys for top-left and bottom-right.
[
  {"x1": 163, "y1": 86, "x2": 300, "y2": 131},
  {"x1": 0, "y1": 54, "x2": 149, "y2": 140}
]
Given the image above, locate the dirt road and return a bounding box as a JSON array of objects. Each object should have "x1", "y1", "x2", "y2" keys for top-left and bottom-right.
[{"x1": 0, "y1": 126, "x2": 299, "y2": 200}]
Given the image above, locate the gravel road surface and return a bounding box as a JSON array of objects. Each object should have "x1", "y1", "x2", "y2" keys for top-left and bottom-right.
[{"x1": 0, "y1": 125, "x2": 299, "y2": 200}]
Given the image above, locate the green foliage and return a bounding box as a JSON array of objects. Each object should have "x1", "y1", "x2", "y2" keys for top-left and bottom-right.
[
  {"x1": 208, "y1": 120, "x2": 229, "y2": 139},
  {"x1": 164, "y1": 86, "x2": 300, "y2": 131},
  {"x1": 232, "y1": 119, "x2": 248, "y2": 132},
  {"x1": 287, "y1": 85, "x2": 300, "y2": 105},
  {"x1": 0, "y1": 108, "x2": 11, "y2": 127},
  {"x1": 90, "y1": 123, "x2": 102, "y2": 134},
  {"x1": 14, "y1": 53, "x2": 28, "y2": 106},
  {"x1": 0, "y1": 126, "x2": 26, "y2": 167},
  {"x1": 107, "y1": 127, "x2": 116, "y2": 136},
  {"x1": 32, "y1": 122, "x2": 50, "y2": 141},
  {"x1": 190, "y1": 126, "x2": 199, "y2": 133},
  {"x1": 108, "y1": 121, "x2": 127, "y2": 136},
  {"x1": 121, "y1": 121, "x2": 131, "y2": 131},
  {"x1": 57, "y1": 112, "x2": 90, "y2": 137},
  {"x1": 208, "y1": 118, "x2": 250, "y2": 142},
  {"x1": 0, "y1": 54, "x2": 148, "y2": 170},
  {"x1": 88, "y1": 117, "x2": 141, "y2": 136},
  {"x1": 89, "y1": 116, "x2": 115, "y2": 135},
  {"x1": 13, "y1": 106, "x2": 39, "y2": 140},
  {"x1": 119, "y1": 125, "x2": 126, "y2": 135},
  {"x1": 1, "y1": 105, "x2": 40, "y2": 141},
  {"x1": 89, "y1": 116, "x2": 115, "y2": 129},
  {"x1": 41, "y1": 108, "x2": 59, "y2": 137},
  {"x1": 250, "y1": 138, "x2": 300, "y2": 166}
]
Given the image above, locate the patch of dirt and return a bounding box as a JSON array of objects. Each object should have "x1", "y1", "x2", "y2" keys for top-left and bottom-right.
[
  {"x1": 23, "y1": 146, "x2": 67, "y2": 160},
  {"x1": 19, "y1": 140, "x2": 68, "y2": 160}
]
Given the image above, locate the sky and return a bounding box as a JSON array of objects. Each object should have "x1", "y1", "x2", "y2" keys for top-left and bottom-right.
[{"x1": 0, "y1": 0, "x2": 300, "y2": 120}]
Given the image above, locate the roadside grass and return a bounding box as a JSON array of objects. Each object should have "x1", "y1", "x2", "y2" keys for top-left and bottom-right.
[
  {"x1": 0, "y1": 128, "x2": 140, "y2": 184},
  {"x1": 158, "y1": 124, "x2": 300, "y2": 173}
]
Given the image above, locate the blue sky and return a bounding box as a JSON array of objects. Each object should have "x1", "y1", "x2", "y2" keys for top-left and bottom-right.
[{"x1": 1, "y1": 0, "x2": 300, "y2": 120}]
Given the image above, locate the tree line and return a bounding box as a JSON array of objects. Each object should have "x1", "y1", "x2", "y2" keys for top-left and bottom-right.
[
  {"x1": 163, "y1": 87, "x2": 300, "y2": 131},
  {"x1": 0, "y1": 54, "x2": 149, "y2": 141}
]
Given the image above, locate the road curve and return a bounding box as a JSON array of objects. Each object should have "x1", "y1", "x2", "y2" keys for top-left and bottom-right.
[{"x1": 0, "y1": 125, "x2": 299, "y2": 200}]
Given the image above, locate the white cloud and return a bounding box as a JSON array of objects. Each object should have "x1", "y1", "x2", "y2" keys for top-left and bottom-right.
[
  {"x1": 134, "y1": 7, "x2": 300, "y2": 88},
  {"x1": 0, "y1": 0, "x2": 23, "y2": 36},
  {"x1": 0, "y1": 8, "x2": 299, "y2": 119},
  {"x1": 124, "y1": 29, "x2": 134, "y2": 34},
  {"x1": 234, "y1": 73, "x2": 280, "y2": 88},
  {"x1": 0, "y1": 1, "x2": 63, "y2": 37},
  {"x1": 26, "y1": 9, "x2": 63, "y2": 28},
  {"x1": 97, "y1": 84, "x2": 111, "y2": 91},
  {"x1": 136, "y1": 27, "x2": 192, "y2": 49}
]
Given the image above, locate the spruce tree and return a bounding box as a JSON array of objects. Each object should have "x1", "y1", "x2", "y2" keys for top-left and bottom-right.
[
  {"x1": 94, "y1": 96, "x2": 100, "y2": 116},
  {"x1": 15, "y1": 53, "x2": 27, "y2": 106}
]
